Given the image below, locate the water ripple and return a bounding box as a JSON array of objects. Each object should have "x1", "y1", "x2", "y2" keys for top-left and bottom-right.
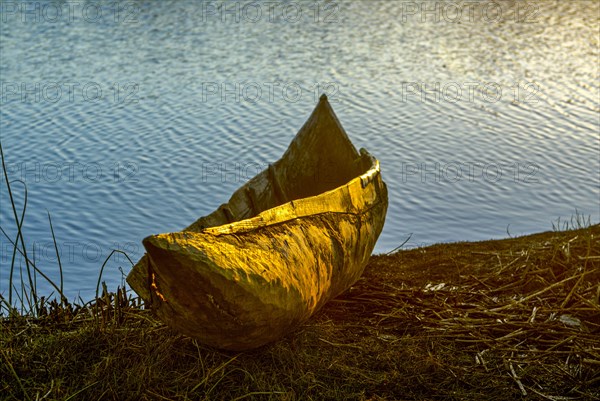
[{"x1": 1, "y1": 0, "x2": 598, "y2": 300}]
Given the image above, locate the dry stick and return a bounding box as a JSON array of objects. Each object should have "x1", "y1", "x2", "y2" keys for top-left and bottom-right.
[
  {"x1": 487, "y1": 271, "x2": 592, "y2": 313},
  {"x1": 528, "y1": 306, "x2": 538, "y2": 323},
  {"x1": 509, "y1": 358, "x2": 527, "y2": 396},
  {"x1": 526, "y1": 386, "x2": 572, "y2": 401},
  {"x1": 560, "y1": 271, "x2": 586, "y2": 309},
  {"x1": 475, "y1": 351, "x2": 489, "y2": 370},
  {"x1": 497, "y1": 253, "x2": 524, "y2": 275},
  {"x1": 232, "y1": 392, "x2": 286, "y2": 401},
  {"x1": 467, "y1": 274, "x2": 492, "y2": 290},
  {"x1": 493, "y1": 349, "x2": 575, "y2": 354},
  {"x1": 145, "y1": 390, "x2": 174, "y2": 401},
  {"x1": 544, "y1": 335, "x2": 577, "y2": 353},
  {"x1": 573, "y1": 293, "x2": 600, "y2": 311},
  {"x1": 319, "y1": 338, "x2": 363, "y2": 349},
  {"x1": 488, "y1": 279, "x2": 524, "y2": 294},
  {"x1": 495, "y1": 328, "x2": 525, "y2": 342}
]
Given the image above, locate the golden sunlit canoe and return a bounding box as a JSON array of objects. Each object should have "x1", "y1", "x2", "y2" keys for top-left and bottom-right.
[{"x1": 126, "y1": 94, "x2": 388, "y2": 350}]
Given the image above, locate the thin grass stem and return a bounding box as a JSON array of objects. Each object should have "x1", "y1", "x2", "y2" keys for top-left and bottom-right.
[
  {"x1": 47, "y1": 211, "x2": 65, "y2": 306},
  {"x1": 1, "y1": 142, "x2": 36, "y2": 313},
  {"x1": 0, "y1": 226, "x2": 67, "y2": 302}
]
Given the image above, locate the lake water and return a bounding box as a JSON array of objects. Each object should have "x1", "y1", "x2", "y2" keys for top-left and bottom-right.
[{"x1": 1, "y1": 0, "x2": 598, "y2": 302}]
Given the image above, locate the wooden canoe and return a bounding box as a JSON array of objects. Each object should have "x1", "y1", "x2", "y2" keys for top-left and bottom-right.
[{"x1": 126, "y1": 94, "x2": 388, "y2": 350}]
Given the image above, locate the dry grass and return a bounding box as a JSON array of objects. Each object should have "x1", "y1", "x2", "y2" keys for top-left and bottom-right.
[{"x1": 1, "y1": 224, "x2": 599, "y2": 400}]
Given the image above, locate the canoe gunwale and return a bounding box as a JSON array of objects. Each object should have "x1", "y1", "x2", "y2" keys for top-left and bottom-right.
[{"x1": 201, "y1": 150, "x2": 382, "y2": 236}]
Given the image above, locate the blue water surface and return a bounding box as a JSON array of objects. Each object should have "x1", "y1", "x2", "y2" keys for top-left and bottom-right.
[{"x1": 1, "y1": 0, "x2": 598, "y2": 301}]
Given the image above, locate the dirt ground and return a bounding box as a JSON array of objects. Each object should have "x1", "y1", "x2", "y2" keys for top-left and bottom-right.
[{"x1": 2, "y1": 225, "x2": 599, "y2": 400}]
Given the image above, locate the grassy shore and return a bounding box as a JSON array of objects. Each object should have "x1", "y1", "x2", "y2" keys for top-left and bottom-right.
[{"x1": 1, "y1": 224, "x2": 599, "y2": 400}]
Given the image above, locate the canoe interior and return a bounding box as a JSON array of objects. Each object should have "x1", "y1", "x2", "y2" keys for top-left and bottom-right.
[{"x1": 186, "y1": 94, "x2": 368, "y2": 232}]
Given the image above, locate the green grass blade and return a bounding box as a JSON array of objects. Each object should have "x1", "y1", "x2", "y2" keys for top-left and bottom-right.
[
  {"x1": 0, "y1": 142, "x2": 36, "y2": 313},
  {"x1": 94, "y1": 249, "x2": 135, "y2": 323},
  {"x1": 63, "y1": 380, "x2": 99, "y2": 401},
  {"x1": 1, "y1": 349, "x2": 32, "y2": 401},
  {"x1": 95, "y1": 250, "x2": 135, "y2": 299},
  {"x1": 5, "y1": 179, "x2": 27, "y2": 312},
  {"x1": 0, "y1": 226, "x2": 67, "y2": 302},
  {"x1": 47, "y1": 211, "x2": 65, "y2": 306}
]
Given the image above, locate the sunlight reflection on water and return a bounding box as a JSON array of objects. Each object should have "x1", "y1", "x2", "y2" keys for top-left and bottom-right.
[{"x1": 1, "y1": 0, "x2": 598, "y2": 300}]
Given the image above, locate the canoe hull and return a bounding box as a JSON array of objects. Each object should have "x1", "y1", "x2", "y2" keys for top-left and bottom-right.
[
  {"x1": 127, "y1": 95, "x2": 388, "y2": 350},
  {"x1": 144, "y1": 188, "x2": 387, "y2": 350}
]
